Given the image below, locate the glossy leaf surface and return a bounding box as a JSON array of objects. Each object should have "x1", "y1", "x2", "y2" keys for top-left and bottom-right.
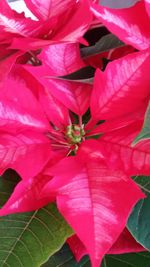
[
  {"x1": 128, "y1": 175, "x2": 150, "y2": 250},
  {"x1": 81, "y1": 33, "x2": 124, "y2": 58},
  {"x1": 41, "y1": 244, "x2": 85, "y2": 267}
]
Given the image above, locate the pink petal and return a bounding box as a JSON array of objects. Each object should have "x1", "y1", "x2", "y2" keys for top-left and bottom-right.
[
  {"x1": 16, "y1": 66, "x2": 70, "y2": 128},
  {"x1": 91, "y1": 1, "x2": 150, "y2": 50},
  {"x1": 0, "y1": 71, "x2": 49, "y2": 132},
  {"x1": 24, "y1": 44, "x2": 92, "y2": 116},
  {"x1": 145, "y1": 0, "x2": 150, "y2": 17},
  {"x1": 0, "y1": 0, "x2": 41, "y2": 39},
  {"x1": 0, "y1": 50, "x2": 22, "y2": 81},
  {"x1": 43, "y1": 79, "x2": 92, "y2": 116},
  {"x1": 0, "y1": 171, "x2": 53, "y2": 216},
  {"x1": 99, "y1": 121, "x2": 150, "y2": 176},
  {"x1": 44, "y1": 152, "x2": 144, "y2": 267},
  {"x1": 39, "y1": 86, "x2": 70, "y2": 128},
  {"x1": 0, "y1": 131, "x2": 51, "y2": 179},
  {"x1": 0, "y1": 72, "x2": 52, "y2": 179},
  {"x1": 91, "y1": 50, "x2": 150, "y2": 121},
  {"x1": 10, "y1": 1, "x2": 92, "y2": 50},
  {"x1": 67, "y1": 228, "x2": 145, "y2": 262},
  {"x1": 86, "y1": 104, "x2": 147, "y2": 136},
  {"x1": 52, "y1": 0, "x2": 92, "y2": 43},
  {"x1": 24, "y1": 0, "x2": 76, "y2": 21},
  {"x1": 39, "y1": 43, "x2": 86, "y2": 76}
]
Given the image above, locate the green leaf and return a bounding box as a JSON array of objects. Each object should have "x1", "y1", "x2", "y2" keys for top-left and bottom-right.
[
  {"x1": 101, "y1": 253, "x2": 150, "y2": 267},
  {"x1": 41, "y1": 244, "x2": 90, "y2": 267},
  {"x1": 42, "y1": 243, "x2": 150, "y2": 267},
  {"x1": 41, "y1": 244, "x2": 78, "y2": 267},
  {"x1": 45, "y1": 66, "x2": 95, "y2": 84},
  {"x1": 100, "y1": 0, "x2": 139, "y2": 9},
  {"x1": 80, "y1": 34, "x2": 124, "y2": 59},
  {"x1": 127, "y1": 175, "x2": 150, "y2": 251},
  {"x1": 132, "y1": 103, "x2": 150, "y2": 145},
  {"x1": 0, "y1": 170, "x2": 73, "y2": 267}
]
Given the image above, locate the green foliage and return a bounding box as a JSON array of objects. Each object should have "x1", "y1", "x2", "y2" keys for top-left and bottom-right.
[
  {"x1": 128, "y1": 175, "x2": 150, "y2": 251},
  {"x1": 81, "y1": 34, "x2": 124, "y2": 58},
  {"x1": 42, "y1": 243, "x2": 150, "y2": 267},
  {"x1": 101, "y1": 253, "x2": 150, "y2": 267},
  {"x1": 0, "y1": 170, "x2": 73, "y2": 267}
]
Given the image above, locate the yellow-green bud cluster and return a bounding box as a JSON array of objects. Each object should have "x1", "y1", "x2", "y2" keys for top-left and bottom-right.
[{"x1": 66, "y1": 124, "x2": 85, "y2": 144}]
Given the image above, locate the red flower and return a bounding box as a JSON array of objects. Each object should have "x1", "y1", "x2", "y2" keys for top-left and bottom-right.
[
  {"x1": 67, "y1": 228, "x2": 145, "y2": 262},
  {"x1": 0, "y1": 0, "x2": 92, "y2": 51},
  {"x1": 0, "y1": 45, "x2": 150, "y2": 267},
  {"x1": 91, "y1": 0, "x2": 150, "y2": 50}
]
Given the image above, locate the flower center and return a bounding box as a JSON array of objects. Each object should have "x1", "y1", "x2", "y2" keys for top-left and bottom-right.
[{"x1": 66, "y1": 124, "x2": 85, "y2": 144}]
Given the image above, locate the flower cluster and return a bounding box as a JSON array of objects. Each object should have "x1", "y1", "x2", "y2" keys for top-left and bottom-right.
[{"x1": 0, "y1": 0, "x2": 150, "y2": 266}]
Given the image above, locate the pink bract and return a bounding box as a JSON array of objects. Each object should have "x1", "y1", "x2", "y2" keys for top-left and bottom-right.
[
  {"x1": 67, "y1": 228, "x2": 145, "y2": 262},
  {"x1": 0, "y1": 42, "x2": 150, "y2": 267},
  {"x1": 0, "y1": 0, "x2": 92, "y2": 52},
  {"x1": 91, "y1": 0, "x2": 150, "y2": 50}
]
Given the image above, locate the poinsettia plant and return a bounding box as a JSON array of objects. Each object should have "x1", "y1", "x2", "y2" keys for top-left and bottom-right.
[{"x1": 0, "y1": 0, "x2": 150, "y2": 266}]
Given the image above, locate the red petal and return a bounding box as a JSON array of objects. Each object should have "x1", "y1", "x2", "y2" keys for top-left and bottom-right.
[
  {"x1": 0, "y1": 50, "x2": 22, "y2": 81},
  {"x1": 16, "y1": 66, "x2": 70, "y2": 129},
  {"x1": 0, "y1": 131, "x2": 51, "y2": 179},
  {"x1": 39, "y1": 87, "x2": 70, "y2": 129},
  {"x1": 25, "y1": 65, "x2": 91, "y2": 116},
  {"x1": 45, "y1": 152, "x2": 144, "y2": 267},
  {"x1": 86, "y1": 104, "x2": 147, "y2": 136},
  {"x1": 145, "y1": 0, "x2": 150, "y2": 17},
  {"x1": 25, "y1": 44, "x2": 92, "y2": 116},
  {"x1": 108, "y1": 228, "x2": 146, "y2": 254},
  {"x1": 67, "y1": 235, "x2": 86, "y2": 262},
  {"x1": 91, "y1": 50, "x2": 150, "y2": 121},
  {"x1": 67, "y1": 228, "x2": 145, "y2": 262},
  {"x1": 24, "y1": 0, "x2": 76, "y2": 21},
  {"x1": 10, "y1": 1, "x2": 92, "y2": 50},
  {"x1": 0, "y1": 0, "x2": 41, "y2": 39},
  {"x1": 39, "y1": 43, "x2": 86, "y2": 75},
  {"x1": 0, "y1": 171, "x2": 53, "y2": 216},
  {"x1": 0, "y1": 72, "x2": 49, "y2": 132},
  {"x1": 0, "y1": 72, "x2": 52, "y2": 179},
  {"x1": 99, "y1": 121, "x2": 150, "y2": 176},
  {"x1": 44, "y1": 79, "x2": 92, "y2": 116},
  {"x1": 91, "y1": 1, "x2": 150, "y2": 50},
  {"x1": 52, "y1": 0, "x2": 92, "y2": 43}
]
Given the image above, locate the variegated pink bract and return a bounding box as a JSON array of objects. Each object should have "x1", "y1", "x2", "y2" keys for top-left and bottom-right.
[
  {"x1": 0, "y1": 0, "x2": 92, "y2": 51},
  {"x1": 91, "y1": 0, "x2": 150, "y2": 50},
  {"x1": 0, "y1": 44, "x2": 150, "y2": 267}
]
